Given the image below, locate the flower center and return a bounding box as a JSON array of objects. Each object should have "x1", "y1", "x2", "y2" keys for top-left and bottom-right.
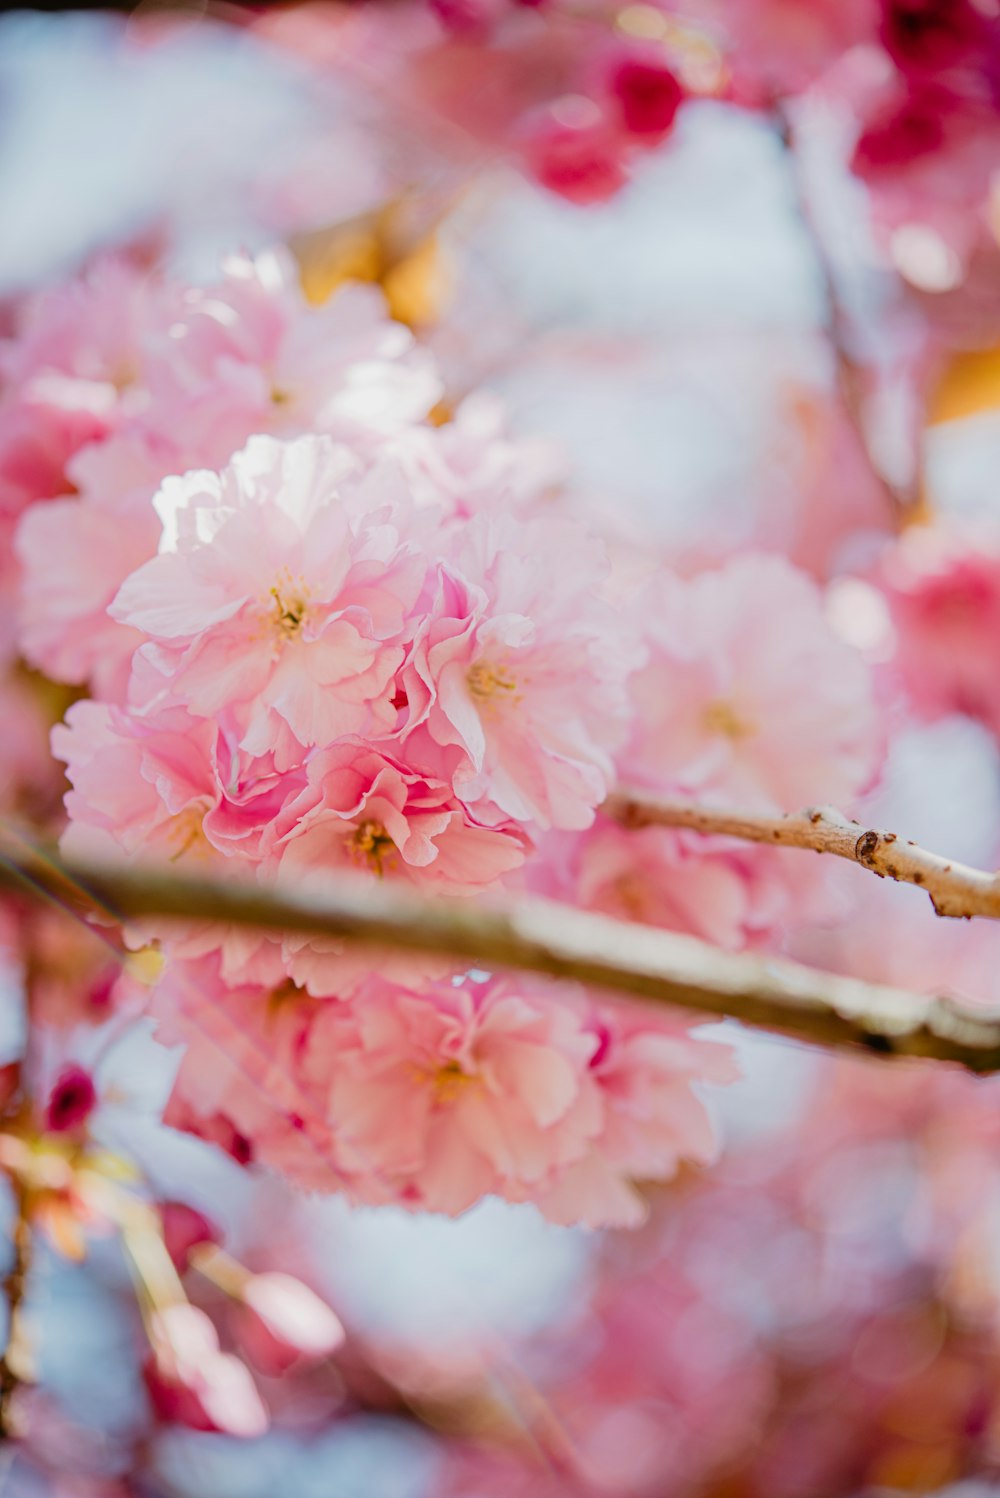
[
  {"x1": 467, "y1": 660, "x2": 517, "y2": 700},
  {"x1": 269, "y1": 569, "x2": 311, "y2": 641},
  {"x1": 702, "y1": 698, "x2": 755, "y2": 740},
  {"x1": 351, "y1": 819, "x2": 395, "y2": 876},
  {"x1": 431, "y1": 1059, "x2": 477, "y2": 1105},
  {"x1": 167, "y1": 802, "x2": 210, "y2": 862}
]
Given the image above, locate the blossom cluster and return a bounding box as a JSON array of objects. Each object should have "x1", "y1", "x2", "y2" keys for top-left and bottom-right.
[
  {"x1": 1, "y1": 237, "x2": 884, "y2": 1230},
  {"x1": 260, "y1": 0, "x2": 1000, "y2": 279}
]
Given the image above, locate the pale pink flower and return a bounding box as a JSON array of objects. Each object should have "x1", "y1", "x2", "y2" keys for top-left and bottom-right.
[
  {"x1": 535, "y1": 1000, "x2": 737, "y2": 1228},
  {"x1": 141, "y1": 249, "x2": 440, "y2": 466},
  {"x1": 388, "y1": 391, "x2": 563, "y2": 521},
  {"x1": 319, "y1": 973, "x2": 604, "y2": 1216},
  {"x1": 15, "y1": 436, "x2": 167, "y2": 698},
  {"x1": 401, "y1": 511, "x2": 642, "y2": 831},
  {"x1": 622, "y1": 554, "x2": 881, "y2": 812},
  {"x1": 112, "y1": 435, "x2": 426, "y2": 761},
  {"x1": 0, "y1": 254, "x2": 155, "y2": 515}
]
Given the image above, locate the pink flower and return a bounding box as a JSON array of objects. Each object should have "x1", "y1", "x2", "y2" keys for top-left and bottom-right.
[
  {"x1": 112, "y1": 435, "x2": 426, "y2": 761},
  {"x1": 880, "y1": 526, "x2": 1000, "y2": 735},
  {"x1": 402, "y1": 511, "x2": 641, "y2": 830},
  {"x1": 319, "y1": 973, "x2": 604, "y2": 1215},
  {"x1": 53, "y1": 698, "x2": 295, "y2": 871},
  {"x1": 271, "y1": 740, "x2": 530, "y2": 893},
  {"x1": 622, "y1": 554, "x2": 881, "y2": 812},
  {"x1": 566, "y1": 818, "x2": 838, "y2": 951},
  {"x1": 535, "y1": 1000, "x2": 737, "y2": 1228},
  {"x1": 155, "y1": 958, "x2": 346, "y2": 1192}
]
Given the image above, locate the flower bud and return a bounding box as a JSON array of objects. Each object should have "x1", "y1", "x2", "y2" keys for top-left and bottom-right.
[
  {"x1": 236, "y1": 1271, "x2": 345, "y2": 1375},
  {"x1": 145, "y1": 1303, "x2": 268, "y2": 1438}
]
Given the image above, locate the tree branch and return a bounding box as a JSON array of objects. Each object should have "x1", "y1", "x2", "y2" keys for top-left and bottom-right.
[
  {"x1": 3, "y1": 824, "x2": 1000, "y2": 1072},
  {"x1": 605, "y1": 792, "x2": 1000, "y2": 922}
]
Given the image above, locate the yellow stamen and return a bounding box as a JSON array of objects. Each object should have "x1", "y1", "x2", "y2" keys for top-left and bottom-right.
[
  {"x1": 467, "y1": 661, "x2": 517, "y2": 700},
  {"x1": 702, "y1": 699, "x2": 755, "y2": 741},
  {"x1": 430, "y1": 1059, "x2": 477, "y2": 1105},
  {"x1": 352, "y1": 819, "x2": 395, "y2": 876},
  {"x1": 268, "y1": 567, "x2": 310, "y2": 640}
]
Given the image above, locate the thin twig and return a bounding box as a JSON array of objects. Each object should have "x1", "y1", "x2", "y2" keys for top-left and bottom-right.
[
  {"x1": 605, "y1": 792, "x2": 1000, "y2": 922},
  {"x1": 3, "y1": 825, "x2": 1000, "y2": 1072}
]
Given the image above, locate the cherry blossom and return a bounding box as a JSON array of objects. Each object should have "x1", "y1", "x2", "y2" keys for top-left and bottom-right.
[{"x1": 620, "y1": 553, "x2": 882, "y2": 812}]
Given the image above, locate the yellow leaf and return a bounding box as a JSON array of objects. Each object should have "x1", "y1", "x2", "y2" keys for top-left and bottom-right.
[{"x1": 929, "y1": 345, "x2": 1000, "y2": 425}]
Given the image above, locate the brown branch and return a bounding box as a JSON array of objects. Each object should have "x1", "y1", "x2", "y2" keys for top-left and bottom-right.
[
  {"x1": 3, "y1": 825, "x2": 1000, "y2": 1073},
  {"x1": 605, "y1": 793, "x2": 1000, "y2": 922}
]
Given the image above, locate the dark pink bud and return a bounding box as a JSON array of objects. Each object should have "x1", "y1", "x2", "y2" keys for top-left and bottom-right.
[
  {"x1": 524, "y1": 98, "x2": 629, "y2": 205},
  {"x1": 608, "y1": 53, "x2": 684, "y2": 142},
  {"x1": 45, "y1": 1065, "x2": 97, "y2": 1134}
]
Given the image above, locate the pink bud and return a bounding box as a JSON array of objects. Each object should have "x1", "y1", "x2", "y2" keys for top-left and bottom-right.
[
  {"x1": 145, "y1": 1303, "x2": 268, "y2": 1438},
  {"x1": 45, "y1": 1065, "x2": 97, "y2": 1134},
  {"x1": 236, "y1": 1272, "x2": 345, "y2": 1375},
  {"x1": 161, "y1": 1201, "x2": 220, "y2": 1273},
  {"x1": 523, "y1": 98, "x2": 629, "y2": 205}
]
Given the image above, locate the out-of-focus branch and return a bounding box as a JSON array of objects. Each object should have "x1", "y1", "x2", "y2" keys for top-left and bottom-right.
[
  {"x1": 773, "y1": 102, "x2": 922, "y2": 523},
  {"x1": 3, "y1": 824, "x2": 1000, "y2": 1072},
  {"x1": 605, "y1": 792, "x2": 1000, "y2": 922},
  {"x1": 0, "y1": 1177, "x2": 31, "y2": 1438}
]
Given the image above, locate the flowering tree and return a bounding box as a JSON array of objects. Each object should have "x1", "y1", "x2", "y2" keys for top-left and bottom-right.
[{"x1": 2, "y1": 1, "x2": 1000, "y2": 1492}]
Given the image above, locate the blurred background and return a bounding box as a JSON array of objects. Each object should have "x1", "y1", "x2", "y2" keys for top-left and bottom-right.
[{"x1": 4, "y1": 6, "x2": 1000, "y2": 1496}]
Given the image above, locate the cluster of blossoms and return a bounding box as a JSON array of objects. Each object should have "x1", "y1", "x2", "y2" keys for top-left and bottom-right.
[
  {"x1": 0, "y1": 231, "x2": 888, "y2": 1231},
  {"x1": 259, "y1": 0, "x2": 1000, "y2": 276}
]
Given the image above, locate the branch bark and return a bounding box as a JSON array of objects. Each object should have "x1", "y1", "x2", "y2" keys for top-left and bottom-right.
[
  {"x1": 3, "y1": 824, "x2": 1000, "y2": 1072},
  {"x1": 604, "y1": 792, "x2": 1000, "y2": 922}
]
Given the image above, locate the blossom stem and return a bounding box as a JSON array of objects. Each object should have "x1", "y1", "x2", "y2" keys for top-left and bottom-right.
[{"x1": 3, "y1": 821, "x2": 1000, "y2": 1072}]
